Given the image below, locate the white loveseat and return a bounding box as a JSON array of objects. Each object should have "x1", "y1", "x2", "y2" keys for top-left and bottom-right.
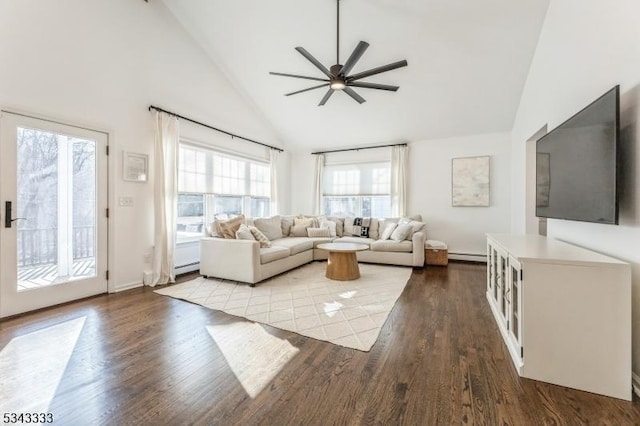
[{"x1": 200, "y1": 215, "x2": 426, "y2": 286}]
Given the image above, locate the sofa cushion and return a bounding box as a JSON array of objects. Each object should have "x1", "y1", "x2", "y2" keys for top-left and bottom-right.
[
  {"x1": 333, "y1": 236, "x2": 376, "y2": 247},
  {"x1": 271, "y1": 237, "x2": 314, "y2": 255},
  {"x1": 260, "y1": 246, "x2": 290, "y2": 264},
  {"x1": 308, "y1": 237, "x2": 334, "y2": 248},
  {"x1": 254, "y1": 215, "x2": 283, "y2": 240},
  {"x1": 370, "y1": 240, "x2": 413, "y2": 253}
]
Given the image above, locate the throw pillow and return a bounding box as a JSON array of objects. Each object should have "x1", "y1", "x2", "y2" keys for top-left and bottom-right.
[
  {"x1": 327, "y1": 216, "x2": 345, "y2": 236},
  {"x1": 290, "y1": 225, "x2": 309, "y2": 237},
  {"x1": 217, "y1": 215, "x2": 245, "y2": 239},
  {"x1": 390, "y1": 224, "x2": 413, "y2": 242},
  {"x1": 399, "y1": 217, "x2": 426, "y2": 240},
  {"x1": 345, "y1": 217, "x2": 371, "y2": 238},
  {"x1": 281, "y1": 215, "x2": 295, "y2": 237},
  {"x1": 319, "y1": 220, "x2": 337, "y2": 237},
  {"x1": 299, "y1": 215, "x2": 326, "y2": 227},
  {"x1": 294, "y1": 217, "x2": 315, "y2": 227},
  {"x1": 307, "y1": 227, "x2": 331, "y2": 238},
  {"x1": 254, "y1": 215, "x2": 283, "y2": 240},
  {"x1": 235, "y1": 224, "x2": 256, "y2": 241},
  {"x1": 209, "y1": 221, "x2": 218, "y2": 237},
  {"x1": 380, "y1": 222, "x2": 398, "y2": 240},
  {"x1": 249, "y1": 226, "x2": 271, "y2": 248}
]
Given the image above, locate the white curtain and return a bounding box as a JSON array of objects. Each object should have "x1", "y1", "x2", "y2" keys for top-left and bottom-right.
[
  {"x1": 390, "y1": 145, "x2": 408, "y2": 217},
  {"x1": 269, "y1": 149, "x2": 279, "y2": 215},
  {"x1": 151, "y1": 111, "x2": 179, "y2": 286},
  {"x1": 312, "y1": 154, "x2": 325, "y2": 215}
]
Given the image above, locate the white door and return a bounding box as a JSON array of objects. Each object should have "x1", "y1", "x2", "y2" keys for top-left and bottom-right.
[{"x1": 0, "y1": 111, "x2": 108, "y2": 317}]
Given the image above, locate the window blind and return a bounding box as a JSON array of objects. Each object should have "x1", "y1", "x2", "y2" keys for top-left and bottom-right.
[{"x1": 323, "y1": 162, "x2": 390, "y2": 196}]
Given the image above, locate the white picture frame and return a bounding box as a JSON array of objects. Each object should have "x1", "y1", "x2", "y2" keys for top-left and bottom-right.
[
  {"x1": 451, "y1": 156, "x2": 490, "y2": 207},
  {"x1": 123, "y1": 151, "x2": 148, "y2": 182}
]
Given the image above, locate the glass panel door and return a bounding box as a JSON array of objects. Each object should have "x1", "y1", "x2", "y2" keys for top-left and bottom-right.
[
  {"x1": 0, "y1": 112, "x2": 108, "y2": 318},
  {"x1": 17, "y1": 127, "x2": 97, "y2": 289}
]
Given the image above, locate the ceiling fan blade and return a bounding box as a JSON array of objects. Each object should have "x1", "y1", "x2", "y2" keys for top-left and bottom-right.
[
  {"x1": 347, "y1": 60, "x2": 408, "y2": 81},
  {"x1": 339, "y1": 41, "x2": 369, "y2": 76},
  {"x1": 285, "y1": 83, "x2": 329, "y2": 96},
  {"x1": 347, "y1": 81, "x2": 399, "y2": 92},
  {"x1": 343, "y1": 87, "x2": 366, "y2": 104},
  {"x1": 295, "y1": 47, "x2": 333, "y2": 78},
  {"x1": 318, "y1": 89, "x2": 335, "y2": 106},
  {"x1": 270, "y1": 72, "x2": 329, "y2": 82}
]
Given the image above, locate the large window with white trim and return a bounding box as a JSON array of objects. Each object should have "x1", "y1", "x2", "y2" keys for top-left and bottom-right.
[
  {"x1": 177, "y1": 143, "x2": 270, "y2": 242},
  {"x1": 322, "y1": 162, "x2": 391, "y2": 217}
]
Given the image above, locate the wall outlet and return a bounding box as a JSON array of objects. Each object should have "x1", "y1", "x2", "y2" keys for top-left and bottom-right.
[{"x1": 119, "y1": 196, "x2": 134, "y2": 207}]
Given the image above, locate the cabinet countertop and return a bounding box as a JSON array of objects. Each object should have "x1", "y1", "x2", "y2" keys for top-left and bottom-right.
[{"x1": 486, "y1": 234, "x2": 628, "y2": 267}]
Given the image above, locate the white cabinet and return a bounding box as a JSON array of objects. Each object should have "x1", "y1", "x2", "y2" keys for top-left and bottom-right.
[{"x1": 486, "y1": 234, "x2": 632, "y2": 401}]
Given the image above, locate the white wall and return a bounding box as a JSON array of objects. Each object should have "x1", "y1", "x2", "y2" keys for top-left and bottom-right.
[
  {"x1": 289, "y1": 132, "x2": 512, "y2": 257},
  {"x1": 511, "y1": 0, "x2": 640, "y2": 380},
  {"x1": 0, "y1": 0, "x2": 283, "y2": 290},
  {"x1": 408, "y1": 133, "x2": 512, "y2": 257}
]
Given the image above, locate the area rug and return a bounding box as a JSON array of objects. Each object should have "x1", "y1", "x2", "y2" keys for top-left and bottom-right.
[{"x1": 155, "y1": 261, "x2": 412, "y2": 351}]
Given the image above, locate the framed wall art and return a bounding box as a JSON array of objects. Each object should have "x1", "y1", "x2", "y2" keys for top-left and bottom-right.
[
  {"x1": 123, "y1": 151, "x2": 148, "y2": 183},
  {"x1": 451, "y1": 156, "x2": 490, "y2": 207}
]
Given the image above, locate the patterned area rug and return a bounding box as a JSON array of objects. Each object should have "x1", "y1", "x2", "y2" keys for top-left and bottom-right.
[{"x1": 155, "y1": 261, "x2": 412, "y2": 351}]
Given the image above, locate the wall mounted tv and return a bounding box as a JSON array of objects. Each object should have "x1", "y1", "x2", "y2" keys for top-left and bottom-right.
[{"x1": 536, "y1": 85, "x2": 619, "y2": 225}]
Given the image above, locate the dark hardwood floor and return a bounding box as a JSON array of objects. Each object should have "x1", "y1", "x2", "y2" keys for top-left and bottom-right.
[{"x1": 1, "y1": 262, "x2": 638, "y2": 425}]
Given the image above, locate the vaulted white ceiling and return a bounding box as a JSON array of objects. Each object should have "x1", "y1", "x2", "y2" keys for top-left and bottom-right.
[{"x1": 162, "y1": 0, "x2": 549, "y2": 152}]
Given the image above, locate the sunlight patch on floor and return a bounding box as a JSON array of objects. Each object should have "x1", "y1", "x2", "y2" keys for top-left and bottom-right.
[
  {"x1": 0, "y1": 316, "x2": 86, "y2": 413},
  {"x1": 339, "y1": 290, "x2": 357, "y2": 299},
  {"x1": 206, "y1": 322, "x2": 299, "y2": 398}
]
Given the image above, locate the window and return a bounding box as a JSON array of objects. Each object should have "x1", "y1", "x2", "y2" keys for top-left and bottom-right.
[
  {"x1": 176, "y1": 143, "x2": 271, "y2": 242},
  {"x1": 322, "y1": 162, "x2": 391, "y2": 217}
]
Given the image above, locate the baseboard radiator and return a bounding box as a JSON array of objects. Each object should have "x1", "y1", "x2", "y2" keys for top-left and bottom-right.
[
  {"x1": 448, "y1": 252, "x2": 486, "y2": 262},
  {"x1": 175, "y1": 262, "x2": 200, "y2": 275}
]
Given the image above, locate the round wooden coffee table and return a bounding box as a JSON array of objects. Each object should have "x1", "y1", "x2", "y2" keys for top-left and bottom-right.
[{"x1": 317, "y1": 243, "x2": 369, "y2": 281}]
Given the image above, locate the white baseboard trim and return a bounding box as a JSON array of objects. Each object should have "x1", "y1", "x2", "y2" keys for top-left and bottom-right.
[
  {"x1": 113, "y1": 281, "x2": 143, "y2": 293},
  {"x1": 448, "y1": 253, "x2": 486, "y2": 262},
  {"x1": 633, "y1": 372, "x2": 640, "y2": 398}
]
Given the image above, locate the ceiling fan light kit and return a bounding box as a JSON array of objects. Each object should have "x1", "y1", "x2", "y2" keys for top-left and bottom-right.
[{"x1": 270, "y1": 0, "x2": 408, "y2": 106}]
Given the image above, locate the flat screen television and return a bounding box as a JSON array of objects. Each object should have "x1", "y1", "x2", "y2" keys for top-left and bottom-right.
[{"x1": 536, "y1": 85, "x2": 619, "y2": 225}]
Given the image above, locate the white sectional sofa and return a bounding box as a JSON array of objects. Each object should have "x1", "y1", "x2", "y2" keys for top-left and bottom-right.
[{"x1": 200, "y1": 215, "x2": 426, "y2": 286}]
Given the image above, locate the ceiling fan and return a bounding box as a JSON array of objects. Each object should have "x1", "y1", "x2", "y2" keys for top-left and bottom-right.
[{"x1": 270, "y1": 0, "x2": 408, "y2": 106}]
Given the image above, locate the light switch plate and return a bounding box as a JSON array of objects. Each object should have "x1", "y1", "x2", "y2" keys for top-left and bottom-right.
[{"x1": 119, "y1": 196, "x2": 134, "y2": 207}]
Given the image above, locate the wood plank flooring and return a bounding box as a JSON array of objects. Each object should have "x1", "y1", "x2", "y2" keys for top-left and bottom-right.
[{"x1": 1, "y1": 261, "x2": 638, "y2": 425}]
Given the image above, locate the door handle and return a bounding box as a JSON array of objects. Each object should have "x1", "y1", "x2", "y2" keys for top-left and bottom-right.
[{"x1": 4, "y1": 201, "x2": 26, "y2": 228}]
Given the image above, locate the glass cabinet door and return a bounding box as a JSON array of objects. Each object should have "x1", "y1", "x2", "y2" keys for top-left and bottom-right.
[
  {"x1": 492, "y1": 247, "x2": 499, "y2": 303},
  {"x1": 487, "y1": 242, "x2": 494, "y2": 294},
  {"x1": 499, "y1": 252, "x2": 510, "y2": 326},
  {"x1": 508, "y1": 256, "x2": 522, "y2": 358}
]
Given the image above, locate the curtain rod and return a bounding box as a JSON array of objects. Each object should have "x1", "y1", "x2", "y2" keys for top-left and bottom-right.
[
  {"x1": 312, "y1": 143, "x2": 407, "y2": 155},
  {"x1": 148, "y1": 105, "x2": 283, "y2": 152}
]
